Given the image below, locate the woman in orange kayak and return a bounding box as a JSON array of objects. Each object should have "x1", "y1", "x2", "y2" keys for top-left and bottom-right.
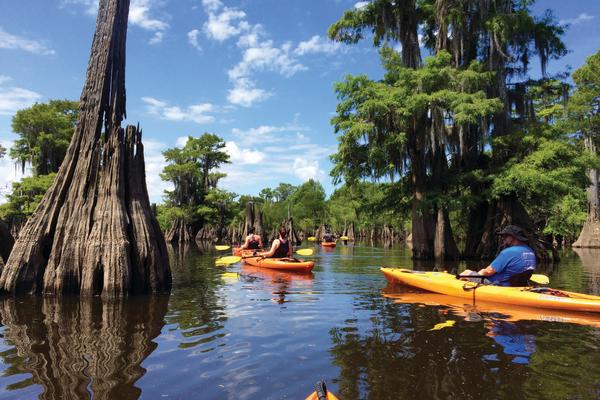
[
  {"x1": 240, "y1": 227, "x2": 263, "y2": 250},
  {"x1": 258, "y1": 226, "x2": 292, "y2": 259}
]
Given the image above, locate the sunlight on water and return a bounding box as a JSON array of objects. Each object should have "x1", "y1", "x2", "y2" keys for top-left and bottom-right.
[{"x1": 1, "y1": 242, "x2": 600, "y2": 399}]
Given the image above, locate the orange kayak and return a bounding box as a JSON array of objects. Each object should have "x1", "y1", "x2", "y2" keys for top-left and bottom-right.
[
  {"x1": 305, "y1": 380, "x2": 339, "y2": 400},
  {"x1": 321, "y1": 242, "x2": 336, "y2": 248},
  {"x1": 305, "y1": 392, "x2": 339, "y2": 400},
  {"x1": 381, "y1": 268, "x2": 600, "y2": 313},
  {"x1": 242, "y1": 256, "x2": 314, "y2": 272}
]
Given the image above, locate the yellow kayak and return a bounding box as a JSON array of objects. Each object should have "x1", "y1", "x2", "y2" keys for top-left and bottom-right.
[
  {"x1": 381, "y1": 268, "x2": 600, "y2": 313},
  {"x1": 242, "y1": 256, "x2": 314, "y2": 272}
]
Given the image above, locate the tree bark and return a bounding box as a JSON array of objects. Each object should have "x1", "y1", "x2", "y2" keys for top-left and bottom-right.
[
  {"x1": 573, "y1": 136, "x2": 600, "y2": 248},
  {"x1": 0, "y1": 0, "x2": 171, "y2": 296},
  {"x1": 166, "y1": 217, "x2": 194, "y2": 243}
]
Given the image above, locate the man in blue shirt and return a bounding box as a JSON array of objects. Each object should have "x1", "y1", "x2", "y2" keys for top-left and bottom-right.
[{"x1": 461, "y1": 225, "x2": 537, "y2": 286}]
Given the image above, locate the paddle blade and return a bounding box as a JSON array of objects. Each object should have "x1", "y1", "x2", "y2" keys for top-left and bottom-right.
[
  {"x1": 339, "y1": 236, "x2": 349, "y2": 241},
  {"x1": 215, "y1": 245, "x2": 231, "y2": 251},
  {"x1": 296, "y1": 248, "x2": 314, "y2": 256},
  {"x1": 531, "y1": 274, "x2": 550, "y2": 285},
  {"x1": 215, "y1": 256, "x2": 242, "y2": 265},
  {"x1": 307, "y1": 237, "x2": 316, "y2": 242},
  {"x1": 429, "y1": 320, "x2": 456, "y2": 331}
]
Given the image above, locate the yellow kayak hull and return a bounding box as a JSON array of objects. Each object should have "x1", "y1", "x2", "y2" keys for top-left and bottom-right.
[{"x1": 381, "y1": 268, "x2": 600, "y2": 313}]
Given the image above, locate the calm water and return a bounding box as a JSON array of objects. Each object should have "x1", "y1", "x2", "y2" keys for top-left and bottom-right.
[{"x1": 2, "y1": 243, "x2": 600, "y2": 400}]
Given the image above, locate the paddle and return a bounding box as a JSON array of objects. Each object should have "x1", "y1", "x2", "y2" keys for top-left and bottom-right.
[
  {"x1": 216, "y1": 248, "x2": 315, "y2": 265},
  {"x1": 307, "y1": 236, "x2": 316, "y2": 242},
  {"x1": 457, "y1": 272, "x2": 550, "y2": 285},
  {"x1": 339, "y1": 236, "x2": 349, "y2": 241},
  {"x1": 215, "y1": 245, "x2": 231, "y2": 251}
]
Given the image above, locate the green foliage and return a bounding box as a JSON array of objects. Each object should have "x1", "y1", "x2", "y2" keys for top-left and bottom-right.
[
  {"x1": 160, "y1": 133, "x2": 231, "y2": 230},
  {"x1": 567, "y1": 50, "x2": 600, "y2": 138},
  {"x1": 331, "y1": 49, "x2": 501, "y2": 187},
  {"x1": 0, "y1": 174, "x2": 56, "y2": 220},
  {"x1": 0, "y1": 143, "x2": 6, "y2": 159},
  {"x1": 10, "y1": 99, "x2": 78, "y2": 175}
]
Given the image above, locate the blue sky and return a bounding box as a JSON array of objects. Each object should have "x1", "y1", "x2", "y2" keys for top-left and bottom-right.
[{"x1": 1, "y1": 0, "x2": 599, "y2": 204}]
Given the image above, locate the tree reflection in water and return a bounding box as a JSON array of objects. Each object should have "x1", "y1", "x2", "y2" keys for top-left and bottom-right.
[{"x1": 0, "y1": 295, "x2": 168, "y2": 400}]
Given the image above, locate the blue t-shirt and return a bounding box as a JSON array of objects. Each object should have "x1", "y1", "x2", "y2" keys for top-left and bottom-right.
[{"x1": 489, "y1": 245, "x2": 536, "y2": 286}]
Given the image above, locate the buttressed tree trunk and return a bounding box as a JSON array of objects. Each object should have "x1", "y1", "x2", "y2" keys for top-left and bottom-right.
[
  {"x1": 573, "y1": 136, "x2": 600, "y2": 248},
  {"x1": 0, "y1": 0, "x2": 171, "y2": 296}
]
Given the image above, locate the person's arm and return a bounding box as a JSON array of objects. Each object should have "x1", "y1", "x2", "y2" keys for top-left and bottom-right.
[
  {"x1": 477, "y1": 265, "x2": 497, "y2": 277},
  {"x1": 258, "y1": 236, "x2": 264, "y2": 248},
  {"x1": 260, "y1": 239, "x2": 279, "y2": 257},
  {"x1": 241, "y1": 235, "x2": 250, "y2": 249}
]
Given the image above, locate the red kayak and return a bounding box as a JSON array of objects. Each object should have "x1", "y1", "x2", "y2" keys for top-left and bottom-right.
[{"x1": 321, "y1": 242, "x2": 336, "y2": 248}]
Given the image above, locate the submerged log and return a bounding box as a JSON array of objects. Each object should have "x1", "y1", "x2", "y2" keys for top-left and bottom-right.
[{"x1": 0, "y1": 0, "x2": 171, "y2": 296}]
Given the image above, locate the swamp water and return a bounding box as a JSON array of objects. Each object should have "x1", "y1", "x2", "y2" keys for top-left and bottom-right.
[{"x1": 1, "y1": 243, "x2": 600, "y2": 399}]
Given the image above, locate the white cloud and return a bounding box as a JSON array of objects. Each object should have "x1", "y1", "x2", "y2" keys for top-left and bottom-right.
[
  {"x1": 61, "y1": 0, "x2": 169, "y2": 44},
  {"x1": 137, "y1": 138, "x2": 171, "y2": 203},
  {"x1": 60, "y1": 0, "x2": 97, "y2": 15},
  {"x1": 295, "y1": 35, "x2": 341, "y2": 56},
  {"x1": 224, "y1": 141, "x2": 265, "y2": 164},
  {"x1": 0, "y1": 140, "x2": 30, "y2": 204},
  {"x1": 202, "y1": 0, "x2": 223, "y2": 13},
  {"x1": 0, "y1": 87, "x2": 42, "y2": 116},
  {"x1": 188, "y1": 29, "x2": 202, "y2": 51},
  {"x1": 354, "y1": 1, "x2": 369, "y2": 9},
  {"x1": 0, "y1": 27, "x2": 55, "y2": 55},
  {"x1": 203, "y1": 7, "x2": 249, "y2": 41},
  {"x1": 229, "y1": 41, "x2": 306, "y2": 80},
  {"x1": 141, "y1": 97, "x2": 215, "y2": 124},
  {"x1": 130, "y1": 0, "x2": 170, "y2": 44},
  {"x1": 175, "y1": 136, "x2": 189, "y2": 147},
  {"x1": 0, "y1": 75, "x2": 11, "y2": 85},
  {"x1": 231, "y1": 123, "x2": 308, "y2": 145},
  {"x1": 560, "y1": 13, "x2": 595, "y2": 26},
  {"x1": 293, "y1": 158, "x2": 324, "y2": 181},
  {"x1": 227, "y1": 78, "x2": 271, "y2": 107}
]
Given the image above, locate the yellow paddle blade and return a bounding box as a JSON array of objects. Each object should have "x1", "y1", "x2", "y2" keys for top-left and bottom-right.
[
  {"x1": 531, "y1": 274, "x2": 550, "y2": 285},
  {"x1": 339, "y1": 236, "x2": 349, "y2": 240},
  {"x1": 429, "y1": 320, "x2": 456, "y2": 331},
  {"x1": 221, "y1": 272, "x2": 239, "y2": 282},
  {"x1": 215, "y1": 245, "x2": 231, "y2": 251},
  {"x1": 215, "y1": 256, "x2": 242, "y2": 265},
  {"x1": 296, "y1": 248, "x2": 314, "y2": 256},
  {"x1": 307, "y1": 237, "x2": 316, "y2": 241}
]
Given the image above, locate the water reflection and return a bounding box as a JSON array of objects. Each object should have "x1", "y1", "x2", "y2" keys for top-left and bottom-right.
[
  {"x1": 0, "y1": 295, "x2": 168, "y2": 400},
  {"x1": 240, "y1": 265, "x2": 314, "y2": 304}
]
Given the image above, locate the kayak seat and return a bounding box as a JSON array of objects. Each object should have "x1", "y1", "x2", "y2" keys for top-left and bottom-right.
[{"x1": 508, "y1": 270, "x2": 533, "y2": 287}]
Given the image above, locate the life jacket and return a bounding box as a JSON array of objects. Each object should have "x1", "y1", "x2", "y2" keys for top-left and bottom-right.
[
  {"x1": 273, "y1": 238, "x2": 290, "y2": 258},
  {"x1": 247, "y1": 235, "x2": 260, "y2": 249}
]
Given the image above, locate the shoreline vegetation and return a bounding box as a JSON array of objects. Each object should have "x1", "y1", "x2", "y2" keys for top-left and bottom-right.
[{"x1": 1, "y1": 0, "x2": 600, "y2": 295}]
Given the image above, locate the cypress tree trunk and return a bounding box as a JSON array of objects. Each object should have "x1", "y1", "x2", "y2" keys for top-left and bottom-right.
[
  {"x1": 0, "y1": 0, "x2": 171, "y2": 296},
  {"x1": 573, "y1": 137, "x2": 600, "y2": 248}
]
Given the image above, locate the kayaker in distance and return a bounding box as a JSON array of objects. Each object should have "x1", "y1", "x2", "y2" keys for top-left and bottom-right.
[
  {"x1": 240, "y1": 227, "x2": 263, "y2": 250},
  {"x1": 460, "y1": 225, "x2": 537, "y2": 286},
  {"x1": 323, "y1": 230, "x2": 334, "y2": 243},
  {"x1": 258, "y1": 226, "x2": 293, "y2": 259}
]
